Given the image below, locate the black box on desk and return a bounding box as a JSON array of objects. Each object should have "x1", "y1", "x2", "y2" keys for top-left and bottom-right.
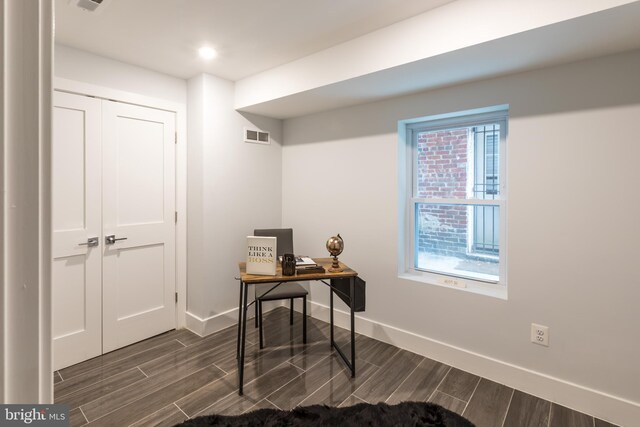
[{"x1": 330, "y1": 276, "x2": 366, "y2": 312}]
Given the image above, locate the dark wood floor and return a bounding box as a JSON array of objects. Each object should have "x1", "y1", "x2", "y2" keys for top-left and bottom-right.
[{"x1": 55, "y1": 307, "x2": 619, "y2": 427}]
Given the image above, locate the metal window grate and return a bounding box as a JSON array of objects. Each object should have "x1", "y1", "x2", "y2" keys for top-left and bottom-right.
[
  {"x1": 473, "y1": 125, "x2": 500, "y2": 254},
  {"x1": 472, "y1": 125, "x2": 499, "y2": 199}
]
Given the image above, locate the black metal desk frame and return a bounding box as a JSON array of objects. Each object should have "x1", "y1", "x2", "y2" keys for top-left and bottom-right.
[{"x1": 235, "y1": 264, "x2": 357, "y2": 395}]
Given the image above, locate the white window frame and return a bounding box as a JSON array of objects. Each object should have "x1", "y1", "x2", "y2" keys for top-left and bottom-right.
[{"x1": 398, "y1": 105, "x2": 508, "y2": 299}]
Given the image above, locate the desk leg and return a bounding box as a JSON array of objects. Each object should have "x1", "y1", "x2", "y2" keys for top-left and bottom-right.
[
  {"x1": 350, "y1": 277, "x2": 356, "y2": 378},
  {"x1": 329, "y1": 283, "x2": 334, "y2": 348},
  {"x1": 329, "y1": 277, "x2": 357, "y2": 378},
  {"x1": 236, "y1": 280, "x2": 245, "y2": 360},
  {"x1": 237, "y1": 281, "x2": 249, "y2": 395}
]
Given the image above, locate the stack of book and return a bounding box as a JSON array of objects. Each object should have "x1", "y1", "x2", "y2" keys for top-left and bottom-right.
[{"x1": 295, "y1": 257, "x2": 325, "y2": 274}]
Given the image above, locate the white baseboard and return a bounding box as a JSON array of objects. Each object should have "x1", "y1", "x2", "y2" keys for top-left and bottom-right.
[
  {"x1": 185, "y1": 301, "x2": 285, "y2": 337},
  {"x1": 305, "y1": 301, "x2": 639, "y2": 427},
  {"x1": 185, "y1": 309, "x2": 239, "y2": 337}
]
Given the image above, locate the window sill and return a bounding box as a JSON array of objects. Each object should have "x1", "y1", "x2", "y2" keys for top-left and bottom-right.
[{"x1": 398, "y1": 272, "x2": 508, "y2": 300}]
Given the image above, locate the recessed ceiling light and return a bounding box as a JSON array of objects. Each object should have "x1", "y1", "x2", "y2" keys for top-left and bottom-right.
[{"x1": 198, "y1": 46, "x2": 217, "y2": 61}]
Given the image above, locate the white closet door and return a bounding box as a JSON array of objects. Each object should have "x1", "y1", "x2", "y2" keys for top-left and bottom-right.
[
  {"x1": 52, "y1": 92, "x2": 102, "y2": 370},
  {"x1": 102, "y1": 101, "x2": 176, "y2": 352}
]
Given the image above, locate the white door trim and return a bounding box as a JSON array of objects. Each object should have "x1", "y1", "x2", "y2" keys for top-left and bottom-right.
[
  {"x1": 53, "y1": 77, "x2": 187, "y2": 329},
  {"x1": 2, "y1": 0, "x2": 54, "y2": 403}
]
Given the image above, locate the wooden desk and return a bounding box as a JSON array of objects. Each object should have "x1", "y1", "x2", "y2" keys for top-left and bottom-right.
[{"x1": 236, "y1": 258, "x2": 359, "y2": 395}]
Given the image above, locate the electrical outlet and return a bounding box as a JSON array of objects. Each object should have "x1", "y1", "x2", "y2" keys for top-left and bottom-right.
[{"x1": 531, "y1": 323, "x2": 549, "y2": 347}]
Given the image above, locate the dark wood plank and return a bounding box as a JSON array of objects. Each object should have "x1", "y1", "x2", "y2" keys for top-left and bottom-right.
[
  {"x1": 175, "y1": 374, "x2": 237, "y2": 417},
  {"x1": 214, "y1": 336, "x2": 303, "y2": 376},
  {"x1": 215, "y1": 319, "x2": 259, "y2": 345},
  {"x1": 294, "y1": 316, "x2": 330, "y2": 347},
  {"x1": 245, "y1": 399, "x2": 279, "y2": 413},
  {"x1": 129, "y1": 404, "x2": 188, "y2": 427},
  {"x1": 176, "y1": 328, "x2": 305, "y2": 416},
  {"x1": 81, "y1": 348, "x2": 226, "y2": 421},
  {"x1": 289, "y1": 341, "x2": 333, "y2": 371},
  {"x1": 196, "y1": 362, "x2": 303, "y2": 417},
  {"x1": 339, "y1": 394, "x2": 367, "y2": 407},
  {"x1": 175, "y1": 343, "x2": 304, "y2": 417},
  {"x1": 54, "y1": 371, "x2": 63, "y2": 384},
  {"x1": 462, "y1": 379, "x2": 513, "y2": 427},
  {"x1": 503, "y1": 390, "x2": 550, "y2": 427},
  {"x1": 55, "y1": 367, "x2": 147, "y2": 409},
  {"x1": 260, "y1": 311, "x2": 318, "y2": 348},
  {"x1": 200, "y1": 392, "x2": 260, "y2": 417},
  {"x1": 58, "y1": 330, "x2": 182, "y2": 380},
  {"x1": 549, "y1": 403, "x2": 594, "y2": 427},
  {"x1": 210, "y1": 307, "x2": 303, "y2": 372},
  {"x1": 232, "y1": 362, "x2": 304, "y2": 402},
  {"x1": 238, "y1": 343, "x2": 305, "y2": 383},
  {"x1": 173, "y1": 329, "x2": 205, "y2": 346},
  {"x1": 137, "y1": 327, "x2": 250, "y2": 377},
  {"x1": 354, "y1": 335, "x2": 400, "y2": 367},
  {"x1": 239, "y1": 307, "x2": 292, "y2": 346},
  {"x1": 386, "y1": 358, "x2": 450, "y2": 404},
  {"x1": 55, "y1": 340, "x2": 184, "y2": 399},
  {"x1": 437, "y1": 367, "x2": 480, "y2": 402},
  {"x1": 428, "y1": 391, "x2": 467, "y2": 415},
  {"x1": 68, "y1": 408, "x2": 87, "y2": 427},
  {"x1": 299, "y1": 356, "x2": 379, "y2": 407},
  {"x1": 86, "y1": 365, "x2": 226, "y2": 426},
  {"x1": 268, "y1": 355, "x2": 342, "y2": 410},
  {"x1": 353, "y1": 349, "x2": 423, "y2": 403}
]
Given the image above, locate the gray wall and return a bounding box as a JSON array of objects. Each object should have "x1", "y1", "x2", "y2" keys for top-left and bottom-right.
[
  {"x1": 187, "y1": 73, "x2": 283, "y2": 323},
  {"x1": 282, "y1": 49, "x2": 640, "y2": 406}
]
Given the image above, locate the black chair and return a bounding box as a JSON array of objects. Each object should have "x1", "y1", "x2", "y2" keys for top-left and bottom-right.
[{"x1": 253, "y1": 228, "x2": 307, "y2": 349}]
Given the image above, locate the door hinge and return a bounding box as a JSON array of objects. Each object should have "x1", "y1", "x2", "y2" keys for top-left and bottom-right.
[
  {"x1": 175, "y1": 132, "x2": 177, "y2": 144},
  {"x1": 175, "y1": 211, "x2": 178, "y2": 223},
  {"x1": 175, "y1": 292, "x2": 178, "y2": 303}
]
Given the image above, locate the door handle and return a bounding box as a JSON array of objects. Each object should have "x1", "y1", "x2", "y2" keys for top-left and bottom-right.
[
  {"x1": 105, "y1": 235, "x2": 128, "y2": 245},
  {"x1": 79, "y1": 237, "x2": 99, "y2": 247}
]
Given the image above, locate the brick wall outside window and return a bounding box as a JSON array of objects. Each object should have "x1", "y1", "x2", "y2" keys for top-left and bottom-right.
[{"x1": 416, "y1": 129, "x2": 468, "y2": 258}]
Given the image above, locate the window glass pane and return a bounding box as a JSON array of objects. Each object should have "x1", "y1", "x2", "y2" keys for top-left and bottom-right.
[
  {"x1": 416, "y1": 127, "x2": 469, "y2": 199},
  {"x1": 415, "y1": 124, "x2": 500, "y2": 200},
  {"x1": 415, "y1": 203, "x2": 499, "y2": 282}
]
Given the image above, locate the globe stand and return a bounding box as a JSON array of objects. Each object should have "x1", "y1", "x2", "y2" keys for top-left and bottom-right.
[
  {"x1": 329, "y1": 255, "x2": 343, "y2": 273},
  {"x1": 326, "y1": 233, "x2": 345, "y2": 273}
]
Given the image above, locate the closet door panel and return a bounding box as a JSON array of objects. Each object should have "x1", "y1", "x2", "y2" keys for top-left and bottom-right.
[
  {"x1": 52, "y1": 91, "x2": 102, "y2": 370},
  {"x1": 102, "y1": 101, "x2": 176, "y2": 352}
]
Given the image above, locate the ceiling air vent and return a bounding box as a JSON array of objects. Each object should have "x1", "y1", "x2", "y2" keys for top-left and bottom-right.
[
  {"x1": 244, "y1": 128, "x2": 270, "y2": 145},
  {"x1": 71, "y1": 0, "x2": 109, "y2": 13}
]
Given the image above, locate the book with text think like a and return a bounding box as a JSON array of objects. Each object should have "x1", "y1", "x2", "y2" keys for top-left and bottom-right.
[{"x1": 246, "y1": 236, "x2": 277, "y2": 275}]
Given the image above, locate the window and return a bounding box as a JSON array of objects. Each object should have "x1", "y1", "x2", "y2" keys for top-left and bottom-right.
[{"x1": 400, "y1": 107, "x2": 507, "y2": 291}]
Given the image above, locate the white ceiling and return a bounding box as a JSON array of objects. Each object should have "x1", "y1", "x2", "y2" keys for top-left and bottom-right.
[
  {"x1": 55, "y1": 0, "x2": 454, "y2": 81},
  {"x1": 236, "y1": 1, "x2": 640, "y2": 118}
]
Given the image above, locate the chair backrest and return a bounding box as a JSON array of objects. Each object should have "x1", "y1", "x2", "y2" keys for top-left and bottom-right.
[{"x1": 253, "y1": 228, "x2": 294, "y2": 257}]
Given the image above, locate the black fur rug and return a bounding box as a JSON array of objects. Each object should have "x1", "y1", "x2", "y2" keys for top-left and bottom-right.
[{"x1": 176, "y1": 401, "x2": 474, "y2": 426}]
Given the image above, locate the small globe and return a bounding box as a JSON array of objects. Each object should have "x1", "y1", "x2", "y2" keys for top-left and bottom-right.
[{"x1": 326, "y1": 234, "x2": 344, "y2": 257}]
